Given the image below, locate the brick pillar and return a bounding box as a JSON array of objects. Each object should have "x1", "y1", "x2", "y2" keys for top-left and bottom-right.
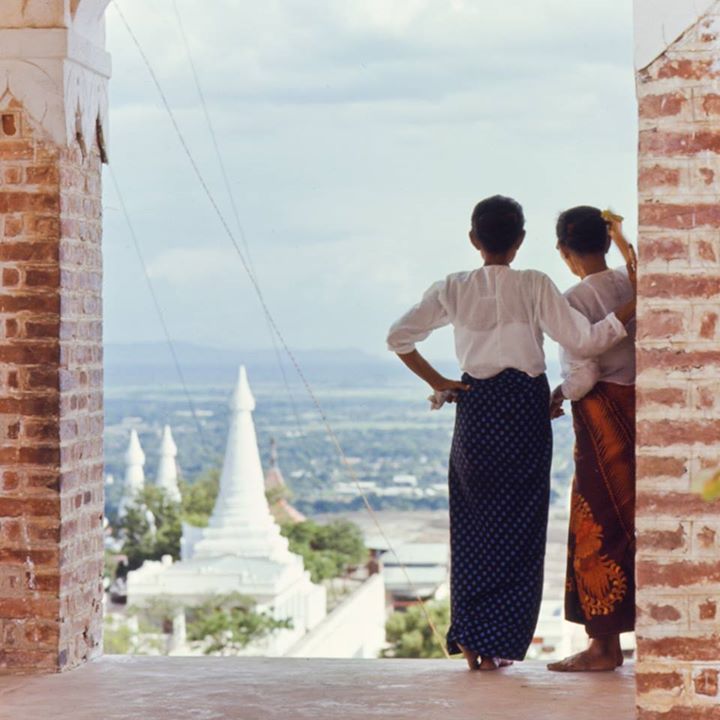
[
  {"x1": 635, "y1": 3, "x2": 720, "y2": 717},
  {"x1": 0, "y1": 0, "x2": 110, "y2": 673}
]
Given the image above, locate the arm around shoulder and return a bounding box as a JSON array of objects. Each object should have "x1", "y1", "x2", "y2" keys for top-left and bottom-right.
[{"x1": 536, "y1": 272, "x2": 627, "y2": 358}]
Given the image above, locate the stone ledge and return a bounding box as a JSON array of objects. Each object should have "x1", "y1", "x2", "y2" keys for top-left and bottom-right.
[{"x1": 0, "y1": 656, "x2": 636, "y2": 720}]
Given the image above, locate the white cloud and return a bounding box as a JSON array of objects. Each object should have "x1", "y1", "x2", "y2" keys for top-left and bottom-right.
[
  {"x1": 146, "y1": 247, "x2": 238, "y2": 283},
  {"x1": 105, "y1": 0, "x2": 637, "y2": 354}
]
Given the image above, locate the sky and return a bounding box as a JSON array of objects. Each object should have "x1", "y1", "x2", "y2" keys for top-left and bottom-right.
[{"x1": 103, "y1": 0, "x2": 638, "y2": 361}]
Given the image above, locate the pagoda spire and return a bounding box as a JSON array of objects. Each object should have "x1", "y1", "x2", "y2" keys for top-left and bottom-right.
[
  {"x1": 265, "y1": 437, "x2": 306, "y2": 525},
  {"x1": 270, "y1": 437, "x2": 279, "y2": 469},
  {"x1": 156, "y1": 425, "x2": 181, "y2": 503},
  {"x1": 118, "y1": 429, "x2": 145, "y2": 517},
  {"x1": 189, "y1": 366, "x2": 291, "y2": 561}
]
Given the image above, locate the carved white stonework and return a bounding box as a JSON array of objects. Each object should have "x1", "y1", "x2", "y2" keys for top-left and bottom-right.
[
  {"x1": 126, "y1": 367, "x2": 328, "y2": 656},
  {"x1": 188, "y1": 366, "x2": 294, "y2": 563},
  {"x1": 634, "y1": 0, "x2": 718, "y2": 69},
  {"x1": 0, "y1": 0, "x2": 110, "y2": 148}
]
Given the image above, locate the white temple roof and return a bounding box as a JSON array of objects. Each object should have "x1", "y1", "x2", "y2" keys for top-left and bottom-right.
[
  {"x1": 155, "y1": 425, "x2": 181, "y2": 503},
  {"x1": 126, "y1": 365, "x2": 327, "y2": 636},
  {"x1": 124, "y1": 428, "x2": 145, "y2": 467},
  {"x1": 128, "y1": 553, "x2": 308, "y2": 601},
  {"x1": 185, "y1": 366, "x2": 294, "y2": 563},
  {"x1": 118, "y1": 429, "x2": 146, "y2": 517},
  {"x1": 232, "y1": 365, "x2": 256, "y2": 412}
]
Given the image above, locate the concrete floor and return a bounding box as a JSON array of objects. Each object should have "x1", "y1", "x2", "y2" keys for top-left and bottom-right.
[{"x1": 0, "y1": 657, "x2": 635, "y2": 720}]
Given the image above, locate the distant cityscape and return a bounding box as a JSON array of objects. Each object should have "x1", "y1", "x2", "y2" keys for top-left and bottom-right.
[
  {"x1": 104, "y1": 343, "x2": 574, "y2": 518},
  {"x1": 102, "y1": 344, "x2": 594, "y2": 661}
]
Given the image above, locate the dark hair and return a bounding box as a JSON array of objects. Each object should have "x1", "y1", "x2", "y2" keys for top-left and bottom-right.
[
  {"x1": 471, "y1": 195, "x2": 525, "y2": 254},
  {"x1": 556, "y1": 206, "x2": 610, "y2": 255}
]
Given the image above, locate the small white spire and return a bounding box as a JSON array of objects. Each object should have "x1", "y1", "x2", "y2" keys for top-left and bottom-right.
[
  {"x1": 231, "y1": 365, "x2": 256, "y2": 412},
  {"x1": 125, "y1": 429, "x2": 145, "y2": 467},
  {"x1": 188, "y1": 365, "x2": 290, "y2": 561},
  {"x1": 118, "y1": 430, "x2": 146, "y2": 517},
  {"x1": 156, "y1": 425, "x2": 181, "y2": 503}
]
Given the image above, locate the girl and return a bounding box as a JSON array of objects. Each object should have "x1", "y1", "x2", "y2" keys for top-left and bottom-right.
[
  {"x1": 547, "y1": 206, "x2": 636, "y2": 673},
  {"x1": 386, "y1": 196, "x2": 636, "y2": 672}
]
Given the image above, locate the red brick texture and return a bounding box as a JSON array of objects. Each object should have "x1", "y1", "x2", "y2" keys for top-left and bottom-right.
[
  {"x1": 0, "y1": 97, "x2": 104, "y2": 672},
  {"x1": 636, "y1": 12, "x2": 720, "y2": 719}
]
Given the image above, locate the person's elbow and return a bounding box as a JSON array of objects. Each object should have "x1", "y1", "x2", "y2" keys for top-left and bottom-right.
[
  {"x1": 386, "y1": 328, "x2": 415, "y2": 355},
  {"x1": 563, "y1": 384, "x2": 589, "y2": 402}
]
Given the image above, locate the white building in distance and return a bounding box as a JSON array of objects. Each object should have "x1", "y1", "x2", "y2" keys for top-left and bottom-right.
[
  {"x1": 155, "y1": 425, "x2": 181, "y2": 503},
  {"x1": 126, "y1": 366, "x2": 328, "y2": 656},
  {"x1": 117, "y1": 429, "x2": 146, "y2": 518},
  {"x1": 117, "y1": 425, "x2": 182, "y2": 516}
]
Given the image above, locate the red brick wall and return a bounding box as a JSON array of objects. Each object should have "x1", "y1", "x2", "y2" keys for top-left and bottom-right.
[
  {"x1": 636, "y1": 10, "x2": 720, "y2": 718},
  {"x1": 0, "y1": 96, "x2": 104, "y2": 672}
]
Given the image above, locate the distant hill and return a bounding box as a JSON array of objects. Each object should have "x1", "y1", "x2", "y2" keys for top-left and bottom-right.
[
  {"x1": 104, "y1": 342, "x2": 561, "y2": 389},
  {"x1": 104, "y1": 342, "x2": 447, "y2": 388}
]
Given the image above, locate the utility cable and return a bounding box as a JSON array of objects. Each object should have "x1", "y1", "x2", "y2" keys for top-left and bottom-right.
[
  {"x1": 170, "y1": 0, "x2": 310, "y2": 457},
  {"x1": 108, "y1": 165, "x2": 213, "y2": 463},
  {"x1": 112, "y1": 0, "x2": 450, "y2": 658}
]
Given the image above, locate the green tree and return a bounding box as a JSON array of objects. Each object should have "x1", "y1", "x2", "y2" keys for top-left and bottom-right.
[
  {"x1": 122, "y1": 595, "x2": 289, "y2": 656},
  {"x1": 104, "y1": 549, "x2": 122, "y2": 581},
  {"x1": 117, "y1": 471, "x2": 366, "y2": 586},
  {"x1": 185, "y1": 593, "x2": 292, "y2": 654},
  {"x1": 119, "y1": 487, "x2": 182, "y2": 570},
  {"x1": 383, "y1": 600, "x2": 450, "y2": 658},
  {"x1": 179, "y1": 467, "x2": 220, "y2": 527},
  {"x1": 103, "y1": 621, "x2": 134, "y2": 655},
  {"x1": 281, "y1": 520, "x2": 366, "y2": 583}
]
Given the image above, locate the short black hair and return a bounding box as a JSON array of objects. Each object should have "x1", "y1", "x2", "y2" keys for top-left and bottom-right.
[
  {"x1": 556, "y1": 206, "x2": 610, "y2": 255},
  {"x1": 471, "y1": 195, "x2": 525, "y2": 254}
]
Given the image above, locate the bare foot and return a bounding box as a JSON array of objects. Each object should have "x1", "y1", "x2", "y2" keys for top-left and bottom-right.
[
  {"x1": 457, "y1": 643, "x2": 479, "y2": 671},
  {"x1": 478, "y1": 657, "x2": 499, "y2": 671},
  {"x1": 547, "y1": 649, "x2": 618, "y2": 672},
  {"x1": 497, "y1": 659, "x2": 514, "y2": 668}
]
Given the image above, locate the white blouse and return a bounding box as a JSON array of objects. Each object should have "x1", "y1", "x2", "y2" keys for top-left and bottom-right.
[
  {"x1": 387, "y1": 266, "x2": 627, "y2": 380},
  {"x1": 560, "y1": 267, "x2": 636, "y2": 401}
]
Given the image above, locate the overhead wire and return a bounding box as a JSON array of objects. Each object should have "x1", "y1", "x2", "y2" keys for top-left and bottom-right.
[
  {"x1": 111, "y1": 0, "x2": 450, "y2": 658},
  {"x1": 107, "y1": 165, "x2": 214, "y2": 464},
  {"x1": 170, "y1": 0, "x2": 311, "y2": 458}
]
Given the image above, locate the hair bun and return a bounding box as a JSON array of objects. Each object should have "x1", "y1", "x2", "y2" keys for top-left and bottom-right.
[{"x1": 556, "y1": 206, "x2": 610, "y2": 256}]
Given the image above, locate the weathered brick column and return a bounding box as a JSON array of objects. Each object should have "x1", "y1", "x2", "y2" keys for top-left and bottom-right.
[
  {"x1": 634, "y1": 1, "x2": 720, "y2": 716},
  {"x1": 0, "y1": 0, "x2": 110, "y2": 672}
]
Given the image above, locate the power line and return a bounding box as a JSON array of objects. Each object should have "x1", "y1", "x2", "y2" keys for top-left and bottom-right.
[
  {"x1": 170, "y1": 0, "x2": 310, "y2": 461},
  {"x1": 107, "y1": 164, "x2": 213, "y2": 462},
  {"x1": 111, "y1": 0, "x2": 450, "y2": 658}
]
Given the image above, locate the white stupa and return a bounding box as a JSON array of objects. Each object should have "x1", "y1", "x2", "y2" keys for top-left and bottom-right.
[
  {"x1": 126, "y1": 366, "x2": 327, "y2": 656},
  {"x1": 117, "y1": 429, "x2": 146, "y2": 518},
  {"x1": 185, "y1": 368, "x2": 294, "y2": 562},
  {"x1": 155, "y1": 425, "x2": 181, "y2": 503}
]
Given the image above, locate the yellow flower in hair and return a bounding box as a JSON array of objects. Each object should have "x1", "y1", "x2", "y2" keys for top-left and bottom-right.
[{"x1": 601, "y1": 210, "x2": 624, "y2": 223}]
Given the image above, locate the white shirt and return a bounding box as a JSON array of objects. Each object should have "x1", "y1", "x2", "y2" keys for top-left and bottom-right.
[
  {"x1": 560, "y1": 267, "x2": 636, "y2": 401},
  {"x1": 387, "y1": 266, "x2": 627, "y2": 379}
]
